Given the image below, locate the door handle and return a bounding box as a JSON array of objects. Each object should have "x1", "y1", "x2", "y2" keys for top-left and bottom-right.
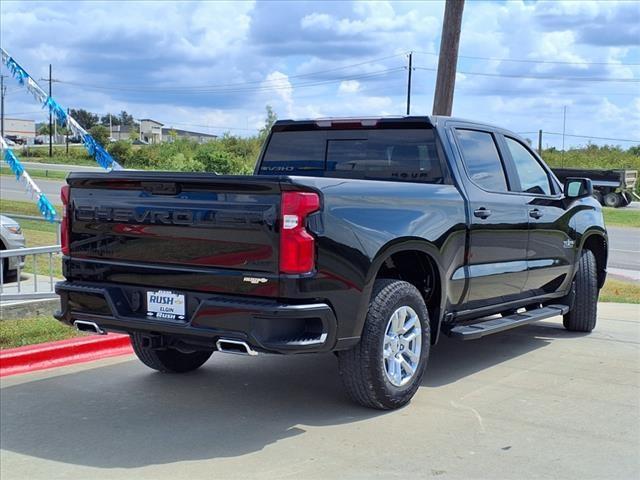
[
  {"x1": 474, "y1": 207, "x2": 492, "y2": 219},
  {"x1": 529, "y1": 209, "x2": 543, "y2": 219}
]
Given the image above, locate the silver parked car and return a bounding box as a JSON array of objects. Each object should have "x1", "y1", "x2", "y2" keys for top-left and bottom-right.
[{"x1": 0, "y1": 214, "x2": 26, "y2": 281}]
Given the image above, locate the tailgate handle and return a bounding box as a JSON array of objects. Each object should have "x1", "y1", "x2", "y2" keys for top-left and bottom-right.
[{"x1": 142, "y1": 182, "x2": 180, "y2": 195}]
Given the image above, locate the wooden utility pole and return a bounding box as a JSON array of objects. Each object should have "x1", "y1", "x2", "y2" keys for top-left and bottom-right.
[
  {"x1": 0, "y1": 75, "x2": 5, "y2": 138},
  {"x1": 538, "y1": 129, "x2": 543, "y2": 154},
  {"x1": 432, "y1": 0, "x2": 465, "y2": 116},
  {"x1": 406, "y1": 52, "x2": 413, "y2": 115}
]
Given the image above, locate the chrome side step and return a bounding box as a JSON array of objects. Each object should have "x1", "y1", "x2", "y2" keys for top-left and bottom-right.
[{"x1": 448, "y1": 305, "x2": 570, "y2": 340}]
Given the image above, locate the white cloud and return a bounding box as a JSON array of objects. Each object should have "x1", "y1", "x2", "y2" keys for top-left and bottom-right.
[
  {"x1": 0, "y1": 0, "x2": 638, "y2": 149},
  {"x1": 338, "y1": 80, "x2": 361, "y2": 94},
  {"x1": 262, "y1": 71, "x2": 294, "y2": 117}
]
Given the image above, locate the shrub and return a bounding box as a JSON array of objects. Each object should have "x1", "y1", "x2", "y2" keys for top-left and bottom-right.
[{"x1": 107, "y1": 141, "x2": 132, "y2": 165}]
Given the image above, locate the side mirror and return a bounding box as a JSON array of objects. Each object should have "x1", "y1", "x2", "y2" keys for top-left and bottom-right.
[{"x1": 564, "y1": 177, "x2": 593, "y2": 199}]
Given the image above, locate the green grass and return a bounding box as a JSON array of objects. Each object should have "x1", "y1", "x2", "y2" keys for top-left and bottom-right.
[
  {"x1": 603, "y1": 207, "x2": 640, "y2": 228},
  {"x1": 0, "y1": 198, "x2": 62, "y2": 217},
  {"x1": 600, "y1": 278, "x2": 640, "y2": 304},
  {"x1": 0, "y1": 316, "x2": 80, "y2": 349},
  {"x1": 1, "y1": 167, "x2": 67, "y2": 180}
]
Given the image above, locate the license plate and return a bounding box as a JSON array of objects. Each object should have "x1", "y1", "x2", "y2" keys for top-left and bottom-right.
[{"x1": 146, "y1": 290, "x2": 186, "y2": 320}]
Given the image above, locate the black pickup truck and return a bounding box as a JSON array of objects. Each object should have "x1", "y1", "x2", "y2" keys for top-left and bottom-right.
[{"x1": 55, "y1": 116, "x2": 608, "y2": 410}]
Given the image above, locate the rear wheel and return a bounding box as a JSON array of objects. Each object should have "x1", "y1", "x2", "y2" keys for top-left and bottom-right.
[
  {"x1": 563, "y1": 250, "x2": 598, "y2": 332},
  {"x1": 604, "y1": 192, "x2": 622, "y2": 208},
  {"x1": 338, "y1": 279, "x2": 430, "y2": 410},
  {"x1": 131, "y1": 333, "x2": 213, "y2": 373}
]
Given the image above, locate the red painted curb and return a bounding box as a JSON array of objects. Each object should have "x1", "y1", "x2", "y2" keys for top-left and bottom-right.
[{"x1": 0, "y1": 334, "x2": 133, "y2": 378}]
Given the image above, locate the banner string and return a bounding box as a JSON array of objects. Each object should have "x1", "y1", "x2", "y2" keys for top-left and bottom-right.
[
  {"x1": 1, "y1": 135, "x2": 57, "y2": 222},
  {"x1": 1, "y1": 48, "x2": 122, "y2": 170}
]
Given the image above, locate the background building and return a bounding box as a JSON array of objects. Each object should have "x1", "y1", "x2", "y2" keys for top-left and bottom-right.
[
  {"x1": 2, "y1": 118, "x2": 36, "y2": 143},
  {"x1": 139, "y1": 119, "x2": 163, "y2": 144},
  {"x1": 162, "y1": 127, "x2": 217, "y2": 144},
  {"x1": 110, "y1": 119, "x2": 217, "y2": 144}
]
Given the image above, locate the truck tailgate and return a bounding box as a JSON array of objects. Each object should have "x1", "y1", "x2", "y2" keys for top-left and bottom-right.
[{"x1": 67, "y1": 173, "x2": 282, "y2": 275}]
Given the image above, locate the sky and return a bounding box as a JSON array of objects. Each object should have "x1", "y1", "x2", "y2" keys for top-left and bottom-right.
[{"x1": 1, "y1": 0, "x2": 639, "y2": 148}]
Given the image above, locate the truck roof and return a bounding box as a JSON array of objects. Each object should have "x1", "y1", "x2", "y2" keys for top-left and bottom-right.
[{"x1": 272, "y1": 115, "x2": 507, "y2": 132}]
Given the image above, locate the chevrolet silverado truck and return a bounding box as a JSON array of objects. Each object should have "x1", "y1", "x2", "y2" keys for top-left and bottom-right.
[{"x1": 55, "y1": 116, "x2": 607, "y2": 410}]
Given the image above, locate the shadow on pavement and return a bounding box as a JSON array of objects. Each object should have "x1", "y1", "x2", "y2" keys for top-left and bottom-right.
[{"x1": 1, "y1": 321, "x2": 569, "y2": 468}]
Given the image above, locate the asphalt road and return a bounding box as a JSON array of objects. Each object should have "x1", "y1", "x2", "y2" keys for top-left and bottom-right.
[
  {"x1": 1, "y1": 176, "x2": 66, "y2": 203},
  {"x1": 1, "y1": 303, "x2": 638, "y2": 479},
  {"x1": 608, "y1": 226, "x2": 640, "y2": 272}
]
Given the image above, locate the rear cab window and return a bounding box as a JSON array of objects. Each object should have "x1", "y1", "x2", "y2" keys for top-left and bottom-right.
[{"x1": 259, "y1": 128, "x2": 445, "y2": 184}]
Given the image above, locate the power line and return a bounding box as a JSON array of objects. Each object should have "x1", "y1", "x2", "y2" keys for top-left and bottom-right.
[
  {"x1": 415, "y1": 66, "x2": 640, "y2": 82},
  {"x1": 54, "y1": 53, "x2": 408, "y2": 93},
  {"x1": 518, "y1": 131, "x2": 639, "y2": 143},
  {"x1": 57, "y1": 67, "x2": 406, "y2": 95},
  {"x1": 414, "y1": 51, "x2": 640, "y2": 66},
  {"x1": 542, "y1": 131, "x2": 639, "y2": 143}
]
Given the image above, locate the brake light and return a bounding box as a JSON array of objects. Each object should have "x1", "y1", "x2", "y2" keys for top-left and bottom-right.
[
  {"x1": 279, "y1": 191, "x2": 320, "y2": 274},
  {"x1": 60, "y1": 185, "x2": 70, "y2": 255}
]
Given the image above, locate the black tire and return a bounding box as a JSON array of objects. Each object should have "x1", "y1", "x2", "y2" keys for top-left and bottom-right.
[
  {"x1": 1, "y1": 258, "x2": 7, "y2": 284},
  {"x1": 619, "y1": 191, "x2": 632, "y2": 207},
  {"x1": 131, "y1": 333, "x2": 213, "y2": 373},
  {"x1": 604, "y1": 192, "x2": 622, "y2": 208},
  {"x1": 337, "y1": 279, "x2": 431, "y2": 410},
  {"x1": 593, "y1": 191, "x2": 604, "y2": 206},
  {"x1": 563, "y1": 250, "x2": 598, "y2": 332}
]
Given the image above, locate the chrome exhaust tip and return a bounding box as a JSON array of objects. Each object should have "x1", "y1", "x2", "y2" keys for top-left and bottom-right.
[
  {"x1": 216, "y1": 338, "x2": 258, "y2": 356},
  {"x1": 73, "y1": 320, "x2": 106, "y2": 335}
]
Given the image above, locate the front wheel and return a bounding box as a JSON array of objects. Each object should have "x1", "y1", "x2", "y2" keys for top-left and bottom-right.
[
  {"x1": 563, "y1": 250, "x2": 598, "y2": 332},
  {"x1": 338, "y1": 279, "x2": 431, "y2": 410},
  {"x1": 131, "y1": 333, "x2": 213, "y2": 373}
]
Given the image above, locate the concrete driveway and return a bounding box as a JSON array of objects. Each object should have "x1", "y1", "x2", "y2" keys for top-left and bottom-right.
[{"x1": 1, "y1": 303, "x2": 639, "y2": 479}]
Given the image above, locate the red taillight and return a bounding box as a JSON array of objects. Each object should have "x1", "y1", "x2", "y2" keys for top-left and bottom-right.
[
  {"x1": 279, "y1": 191, "x2": 320, "y2": 274},
  {"x1": 60, "y1": 185, "x2": 70, "y2": 255}
]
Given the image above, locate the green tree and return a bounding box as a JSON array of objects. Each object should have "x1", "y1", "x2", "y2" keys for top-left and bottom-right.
[
  {"x1": 37, "y1": 124, "x2": 51, "y2": 135},
  {"x1": 89, "y1": 124, "x2": 110, "y2": 145},
  {"x1": 119, "y1": 111, "x2": 136, "y2": 126},
  {"x1": 100, "y1": 113, "x2": 121, "y2": 126},
  {"x1": 69, "y1": 109, "x2": 99, "y2": 129},
  {"x1": 38, "y1": 124, "x2": 70, "y2": 136},
  {"x1": 128, "y1": 128, "x2": 140, "y2": 142},
  {"x1": 258, "y1": 105, "x2": 277, "y2": 142}
]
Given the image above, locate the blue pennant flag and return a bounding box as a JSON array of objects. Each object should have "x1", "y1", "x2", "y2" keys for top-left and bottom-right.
[
  {"x1": 4, "y1": 148, "x2": 25, "y2": 179},
  {"x1": 44, "y1": 97, "x2": 68, "y2": 126}
]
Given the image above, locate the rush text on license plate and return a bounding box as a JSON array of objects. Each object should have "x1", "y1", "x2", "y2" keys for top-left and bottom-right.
[{"x1": 147, "y1": 290, "x2": 186, "y2": 320}]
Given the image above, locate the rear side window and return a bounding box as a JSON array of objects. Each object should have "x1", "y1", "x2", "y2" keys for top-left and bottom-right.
[
  {"x1": 260, "y1": 129, "x2": 444, "y2": 183},
  {"x1": 455, "y1": 129, "x2": 508, "y2": 192},
  {"x1": 505, "y1": 137, "x2": 552, "y2": 195}
]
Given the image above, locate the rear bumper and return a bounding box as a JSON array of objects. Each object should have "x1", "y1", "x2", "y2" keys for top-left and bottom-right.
[{"x1": 55, "y1": 281, "x2": 337, "y2": 354}]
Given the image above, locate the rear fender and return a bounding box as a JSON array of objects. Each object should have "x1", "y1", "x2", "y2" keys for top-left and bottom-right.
[{"x1": 354, "y1": 238, "x2": 446, "y2": 343}]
